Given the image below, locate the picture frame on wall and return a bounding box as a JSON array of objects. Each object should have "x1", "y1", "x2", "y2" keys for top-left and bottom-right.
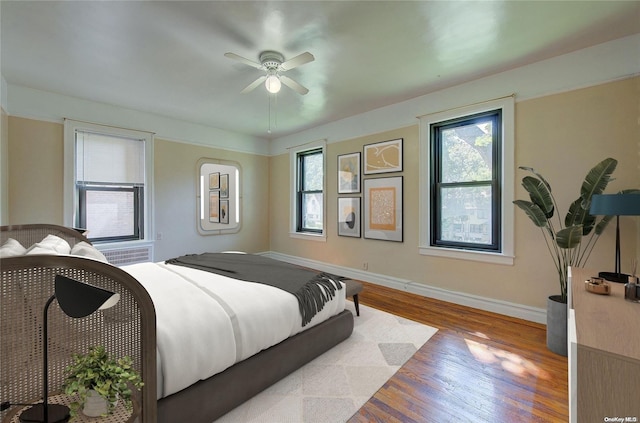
[
  {"x1": 363, "y1": 176, "x2": 403, "y2": 242},
  {"x1": 209, "y1": 191, "x2": 220, "y2": 223},
  {"x1": 337, "y1": 152, "x2": 361, "y2": 194},
  {"x1": 363, "y1": 138, "x2": 403, "y2": 174},
  {"x1": 220, "y1": 174, "x2": 229, "y2": 198},
  {"x1": 337, "y1": 197, "x2": 361, "y2": 237},
  {"x1": 209, "y1": 172, "x2": 220, "y2": 190},
  {"x1": 220, "y1": 200, "x2": 229, "y2": 224}
]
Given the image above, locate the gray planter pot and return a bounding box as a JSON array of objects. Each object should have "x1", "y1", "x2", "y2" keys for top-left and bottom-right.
[{"x1": 546, "y1": 295, "x2": 568, "y2": 356}]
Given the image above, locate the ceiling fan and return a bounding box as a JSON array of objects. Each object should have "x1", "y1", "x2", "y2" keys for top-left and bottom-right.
[{"x1": 224, "y1": 50, "x2": 314, "y2": 95}]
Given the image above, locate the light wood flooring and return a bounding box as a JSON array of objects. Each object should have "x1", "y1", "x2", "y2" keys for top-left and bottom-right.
[{"x1": 347, "y1": 281, "x2": 568, "y2": 423}]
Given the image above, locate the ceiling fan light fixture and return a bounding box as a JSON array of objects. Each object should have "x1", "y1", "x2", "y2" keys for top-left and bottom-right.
[{"x1": 265, "y1": 74, "x2": 281, "y2": 94}]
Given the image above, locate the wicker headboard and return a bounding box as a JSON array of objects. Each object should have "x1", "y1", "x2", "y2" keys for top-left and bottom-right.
[
  {"x1": 0, "y1": 224, "x2": 157, "y2": 422},
  {"x1": 0, "y1": 224, "x2": 90, "y2": 250}
]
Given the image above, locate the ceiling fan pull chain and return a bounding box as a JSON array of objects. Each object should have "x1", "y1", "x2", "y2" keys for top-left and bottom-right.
[{"x1": 268, "y1": 95, "x2": 272, "y2": 134}]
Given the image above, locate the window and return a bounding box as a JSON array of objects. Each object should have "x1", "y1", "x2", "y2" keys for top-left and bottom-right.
[
  {"x1": 78, "y1": 186, "x2": 142, "y2": 241},
  {"x1": 297, "y1": 149, "x2": 323, "y2": 233},
  {"x1": 64, "y1": 120, "x2": 153, "y2": 243},
  {"x1": 289, "y1": 140, "x2": 326, "y2": 239},
  {"x1": 419, "y1": 97, "x2": 514, "y2": 264},
  {"x1": 431, "y1": 109, "x2": 501, "y2": 251}
]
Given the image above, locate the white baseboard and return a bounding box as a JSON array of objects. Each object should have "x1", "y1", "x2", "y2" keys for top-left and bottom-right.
[{"x1": 263, "y1": 251, "x2": 547, "y2": 325}]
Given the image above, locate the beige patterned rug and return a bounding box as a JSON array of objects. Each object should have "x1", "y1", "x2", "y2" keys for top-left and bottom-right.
[{"x1": 214, "y1": 303, "x2": 438, "y2": 423}]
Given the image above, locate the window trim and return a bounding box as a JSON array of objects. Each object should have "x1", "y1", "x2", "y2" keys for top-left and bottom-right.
[
  {"x1": 418, "y1": 97, "x2": 514, "y2": 265},
  {"x1": 289, "y1": 139, "x2": 327, "y2": 241},
  {"x1": 64, "y1": 119, "x2": 154, "y2": 245},
  {"x1": 296, "y1": 148, "x2": 324, "y2": 234}
]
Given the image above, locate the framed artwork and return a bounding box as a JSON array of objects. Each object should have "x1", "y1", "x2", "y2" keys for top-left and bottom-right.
[
  {"x1": 220, "y1": 174, "x2": 229, "y2": 198},
  {"x1": 209, "y1": 191, "x2": 220, "y2": 223},
  {"x1": 363, "y1": 138, "x2": 403, "y2": 174},
  {"x1": 363, "y1": 176, "x2": 403, "y2": 242},
  {"x1": 338, "y1": 197, "x2": 361, "y2": 237},
  {"x1": 220, "y1": 200, "x2": 229, "y2": 224},
  {"x1": 209, "y1": 172, "x2": 220, "y2": 190},
  {"x1": 337, "y1": 152, "x2": 361, "y2": 194}
]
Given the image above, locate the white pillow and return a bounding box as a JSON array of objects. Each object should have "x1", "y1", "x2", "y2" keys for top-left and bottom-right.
[
  {"x1": 26, "y1": 234, "x2": 71, "y2": 255},
  {"x1": 0, "y1": 238, "x2": 27, "y2": 258},
  {"x1": 71, "y1": 242, "x2": 109, "y2": 263}
]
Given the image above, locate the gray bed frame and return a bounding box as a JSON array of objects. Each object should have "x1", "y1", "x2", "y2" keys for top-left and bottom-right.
[{"x1": 0, "y1": 224, "x2": 354, "y2": 423}]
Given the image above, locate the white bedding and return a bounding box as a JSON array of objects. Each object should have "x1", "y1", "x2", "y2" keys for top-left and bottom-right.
[{"x1": 121, "y1": 260, "x2": 346, "y2": 398}]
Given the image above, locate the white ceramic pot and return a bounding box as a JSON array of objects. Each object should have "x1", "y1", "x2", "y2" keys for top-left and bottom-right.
[{"x1": 82, "y1": 389, "x2": 109, "y2": 417}]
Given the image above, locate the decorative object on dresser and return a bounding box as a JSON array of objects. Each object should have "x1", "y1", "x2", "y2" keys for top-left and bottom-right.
[
  {"x1": 18, "y1": 275, "x2": 120, "y2": 423},
  {"x1": 589, "y1": 192, "x2": 640, "y2": 283},
  {"x1": 584, "y1": 277, "x2": 610, "y2": 295},
  {"x1": 624, "y1": 260, "x2": 639, "y2": 303},
  {"x1": 513, "y1": 157, "x2": 620, "y2": 356}
]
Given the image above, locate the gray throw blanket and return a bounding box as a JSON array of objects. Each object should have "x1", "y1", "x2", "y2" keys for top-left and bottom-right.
[{"x1": 165, "y1": 253, "x2": 343, "y2": 326}]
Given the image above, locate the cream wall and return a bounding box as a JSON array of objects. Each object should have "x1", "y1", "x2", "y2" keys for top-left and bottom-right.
[
  {"x1": 1, "y1": 107, "x2": 8, "y2": 225},
  {"x1": 153, "y1": 138, "x2": 270, "y2": 260},
  {"x1": 269, "y1": 77, "x2": 640, "y2": 310},
  {"x1": 6, "y1": 117, "x2": 271, "y2": 259},
  {"x1": 8, "y1": 117, "x2": 64, "y2": 224}
]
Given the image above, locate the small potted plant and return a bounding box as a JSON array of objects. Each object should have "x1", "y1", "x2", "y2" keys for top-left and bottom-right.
[{"x1": 63, "y1": 345, "x2": 143, "y2": 417}]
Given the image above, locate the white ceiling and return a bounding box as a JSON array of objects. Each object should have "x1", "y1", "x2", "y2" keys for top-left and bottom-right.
[{"x1": 2, "y1": 1, "x2": 639, "y2": 141}]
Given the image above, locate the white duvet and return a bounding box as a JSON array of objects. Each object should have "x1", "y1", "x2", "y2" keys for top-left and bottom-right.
[{"x1": 121, "y1": 260, "x2": 346, "y2": 398}]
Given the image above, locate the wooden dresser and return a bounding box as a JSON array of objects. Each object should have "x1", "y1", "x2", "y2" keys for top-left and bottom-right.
[{"x1": 568, "y1": 267, "x2": 640, "y2": 423}]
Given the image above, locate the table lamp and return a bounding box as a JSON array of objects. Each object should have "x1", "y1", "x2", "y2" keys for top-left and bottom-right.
[
  {"x1": 18, "y1": 275, "x2": 120, "y2": 423},
  {"x1": 589, "y1": 193, "x2": 640, "y2": 283}
]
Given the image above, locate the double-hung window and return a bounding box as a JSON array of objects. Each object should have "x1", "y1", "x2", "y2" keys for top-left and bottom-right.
[
  {"x1": 290, "y1": 140, "x2": 326, "y2": 239},
  {"x1": 419, "y1": 97, "x2": 514, "y2": 264},
  {"x1": 431, "y1": 110, "x2": 501, "y2": 251},
  {"x1": 64, "y1": 120, "x2": 153, "y2": 244}
]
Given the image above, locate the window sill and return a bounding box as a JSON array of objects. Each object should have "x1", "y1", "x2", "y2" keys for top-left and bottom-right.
[
  {"x1": 289, "y1": 232, "x2": 327, "y2": 242},
  {"x1": 419, "y1": 245, "x2": 514, "y2": 265}
]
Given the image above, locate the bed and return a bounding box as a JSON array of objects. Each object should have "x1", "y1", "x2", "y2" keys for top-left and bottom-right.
[{"x1": 0, "y1": 224, "x2": 354, "y2": 423}]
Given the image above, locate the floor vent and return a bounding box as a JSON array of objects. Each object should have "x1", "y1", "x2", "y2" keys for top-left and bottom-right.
[{"x1": 102, "y1": 245, "x2": 153, "y2": 266}]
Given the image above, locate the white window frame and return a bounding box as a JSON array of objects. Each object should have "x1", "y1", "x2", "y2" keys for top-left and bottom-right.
[
  {"x1": 64, "y1": 119, "x2": 154, "y2": 247},
  {"x1": 289, "y1": 139, "x2": 327, "y2": 241},
  {"x1": 418, "y1": 97, "x2": 514, "y2": 265}
]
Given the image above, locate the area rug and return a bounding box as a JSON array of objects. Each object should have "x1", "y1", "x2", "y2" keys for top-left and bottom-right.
[{"x1": 214, "y1": 303, "x2": 438, "y2": 423}]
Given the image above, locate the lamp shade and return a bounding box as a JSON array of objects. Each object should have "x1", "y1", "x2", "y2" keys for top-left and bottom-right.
[
  {"x1": 590, "y1": 194, "x2": 640, "y2": 216},
  {"x1": 264, "y1": 75, "x2": 281, "y2": 94},
  {"x1": 54, "y1": 275, "x2": 120, "y2": 318}
]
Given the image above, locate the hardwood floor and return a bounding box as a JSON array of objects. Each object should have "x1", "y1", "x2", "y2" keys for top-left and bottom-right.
[{"x1": 347, "y1": 282, "x2": 568, "y2": 423}]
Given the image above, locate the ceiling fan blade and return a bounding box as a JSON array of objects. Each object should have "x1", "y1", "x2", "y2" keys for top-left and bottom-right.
[
  {"x1": 224, "y1": 52, "x2": 263, "y2": 70},
  {"x1": 241, "y1": 75, "x2": 267, "y2": 94},
  {"x1": 280, "y1": 52, "x2": 314, "y2": 71},
  {"x1": 280, "y1": 75, "x2": 309, "y2": 95}
]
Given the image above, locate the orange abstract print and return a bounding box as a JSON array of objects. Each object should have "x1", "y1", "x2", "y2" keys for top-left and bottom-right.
[{"x1": 369, "y1": 187, "x2": 396, "y2": 230}]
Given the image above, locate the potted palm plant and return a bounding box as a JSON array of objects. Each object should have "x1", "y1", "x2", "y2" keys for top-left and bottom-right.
[
  {"x1": 513, "y1": 157, "x2": 618, "y2": 356},
  {"x1": 63, "y1": 345, "x2": 143, "y2": 417}
]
